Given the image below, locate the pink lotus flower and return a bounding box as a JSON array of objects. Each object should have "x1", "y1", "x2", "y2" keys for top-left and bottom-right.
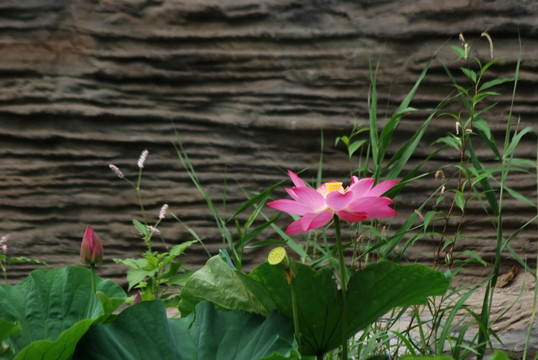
[
  {"x1": 80, "y1": 225, "x2": 104, "y2": 265},
  {"x1": 267, "y1": 170, "x2": 398, "y2": 234}
]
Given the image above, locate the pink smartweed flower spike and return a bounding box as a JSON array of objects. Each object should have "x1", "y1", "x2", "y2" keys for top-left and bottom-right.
[
  {"x1": 0, "y1": 234, "x2": 9, "y2": 254},
  {"x1": 109, "y1": 164, "x2": 125, "y2": 179},
  {"x1": 80, "y1": 225, "x2": 104, "y2": 265},
  {"x1": 148, "y1": 226, "x2": 160, "y2": 235},
  {"x1": 138, "y1": 149, "x2": 149, "y2": 169},
  {"x1": 159, "y1": 204, "x2": 168, "y2": 220},
  {"x1": 267, "y1": 170, "x2": 398, "y2": 234}
]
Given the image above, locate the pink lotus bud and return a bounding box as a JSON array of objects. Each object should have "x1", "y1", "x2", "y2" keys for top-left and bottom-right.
[
  {"x1": 80, "y1": 225, "x2": 104, "y2": 265},
  {"x1": 132, "y1": 292, "x2": 142, "y2": 305}
]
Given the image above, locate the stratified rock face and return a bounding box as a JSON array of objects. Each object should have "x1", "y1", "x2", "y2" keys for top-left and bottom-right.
[{"x1": 0, "y1": 0, "x2": 536, "y2": 282}]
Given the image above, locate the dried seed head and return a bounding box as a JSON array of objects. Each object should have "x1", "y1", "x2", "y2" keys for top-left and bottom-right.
[
  {"x1": 481, "y1": 32, "x2": 494, "y2": 59},
  {"x1": 459, "y1": 33, "x2": 469, "y2": 60}
]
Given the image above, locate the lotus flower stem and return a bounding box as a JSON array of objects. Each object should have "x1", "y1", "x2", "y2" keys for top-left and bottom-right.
[
  {"x1": 90, "y1": 263, "x2": 97, "y2": 293},
  {"x1": 289, "y1": 268, "x2": 301, "y2": 353},
  {"x1": 334, "y1": 215, "x2": 348, "y2": 360},
  {"x1": 268, "y1": 247, "x2": 301, "y2": 353}
]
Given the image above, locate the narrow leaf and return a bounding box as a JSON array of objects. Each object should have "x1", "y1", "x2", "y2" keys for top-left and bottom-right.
[{"x1": 460, "y1": 67, "x2": 477, "y2": 83}]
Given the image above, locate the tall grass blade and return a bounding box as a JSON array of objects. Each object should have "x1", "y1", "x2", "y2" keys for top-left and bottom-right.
[
  {"x1": 373, "y1": 57, "x2": 435, "y2": 179},
  {"x1": 368, "y1": 58, "x2": 381, "y2": 170},
  {"x1": 172, "y1": 128, "x2": 233, "y2": 251}
]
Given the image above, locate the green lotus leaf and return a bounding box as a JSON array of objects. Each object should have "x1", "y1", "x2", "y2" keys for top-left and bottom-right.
[
  {"x1": 178, "y1": 255, "x2": 277, "y2": 316},
  {"x1": 0, "y1": 266, "x2": 126, "y2": 360},
  {"x1": 250, "y1": 260, "x2": 449, "y2": 356},
  {"x1": 75, "y1": 300, "x2": 299, "y2": 360}
]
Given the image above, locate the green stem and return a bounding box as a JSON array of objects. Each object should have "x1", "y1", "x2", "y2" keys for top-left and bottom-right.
[
  {"x1": 1, "y1": 260, "x2": 7, "y2": 284},
  {"x1": 289, "y1": 270, "x2": 302, "y2": 354},
  {"x1": 136, "y1": 169, "x2": 149, "y2": 249},
  {"x1": 90, "y1": 264, "x2": 97, "y2": 293},
  {"x1": 334, "y1": 215, "x2": 348, "y2": 360}
]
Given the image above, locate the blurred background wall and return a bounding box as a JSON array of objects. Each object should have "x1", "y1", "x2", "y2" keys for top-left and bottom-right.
[{"x1": 0, "y1": 0, "x2": 536, "y2": 283}]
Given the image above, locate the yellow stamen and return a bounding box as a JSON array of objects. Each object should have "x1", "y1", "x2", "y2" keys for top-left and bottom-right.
[{"x1": 325, "y1": 182, "x2": 343, "y2": 193}]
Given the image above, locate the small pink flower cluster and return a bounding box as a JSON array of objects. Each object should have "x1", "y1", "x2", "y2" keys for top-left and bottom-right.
[{"x1": 108, "y1": 149, "x2": 149, "y2": 179}]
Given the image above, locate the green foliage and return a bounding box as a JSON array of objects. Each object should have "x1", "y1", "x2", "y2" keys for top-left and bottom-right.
[
  {"x1": 435, "y1": 35, "x2": 537, "y2": 360},
  {"x1": 114, "y1": 240, "x2": 197, "y2": 305},
  {"x1": 179, "y1": 256, "x2": 277, "y2": 317},
  {"x1": 0, "y1": 234, "x2": 46, "y2": 284},
  {"x1": 400, "y1": 350, "x2": 511, "y2": 360},
  {"x1": 0, "y1": 319, "x2": 20, "y2": 344},
  {"x1": 173, "y1": 128, "x2": 287, "y2": 271},
  {"x1": 0, "y1": 266, "x2": 125, "y2": 360},
  {"x1": 402, "y1": 356, "x2": 453, "y2": 360},
  {"x1": 109, "y1": 150, "x2": 200, "y2": 302},
  {"x1": 180, "y1": 256, "x2": 449, "y2": 357},
  {"x1": 75, "y1": 300, "x2": 299, "y2": 360}
]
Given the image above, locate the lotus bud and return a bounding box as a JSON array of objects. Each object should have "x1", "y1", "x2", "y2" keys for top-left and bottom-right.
[
  {"x1": 80, "y1": 225, "x2": 104, "y2": 265},
  {"x1": 132, "y1": 292, "x2": 142, "y2": 305}
]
